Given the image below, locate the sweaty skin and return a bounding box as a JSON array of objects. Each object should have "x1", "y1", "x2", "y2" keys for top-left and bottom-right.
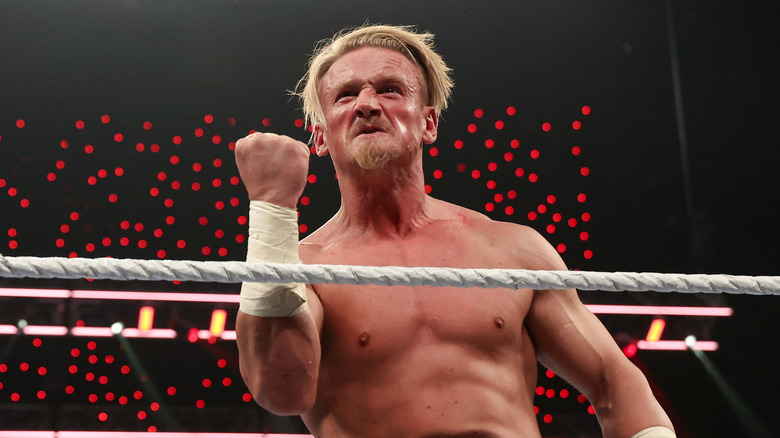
[
  {"x1": 299, "y1": 202, "x2": 545, "y2": 437},
  {"x1": 236, "y1": 46, "x2": 674, "y2": 438}
]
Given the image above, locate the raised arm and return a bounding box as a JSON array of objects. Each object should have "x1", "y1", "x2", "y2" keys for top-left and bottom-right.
[
  {"x1": 521, "y1": 229, "x2": 675, "y2": 438},
  {"x1": 233, "y1": 132, "x2": 323, "y2": 415}
]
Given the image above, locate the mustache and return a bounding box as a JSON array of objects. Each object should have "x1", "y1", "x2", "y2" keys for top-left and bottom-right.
[{"x1": 349, "y1": 119, "x2": 392, "y2": 137}]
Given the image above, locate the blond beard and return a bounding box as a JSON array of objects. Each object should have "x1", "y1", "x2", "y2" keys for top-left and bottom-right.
[{"x1": 349, "y1": 138, "x2": 400, "y2": 170}]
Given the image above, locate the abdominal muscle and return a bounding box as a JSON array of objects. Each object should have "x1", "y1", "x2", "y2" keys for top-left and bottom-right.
[{"x1": 302, "y1": 329, "x2": 542, "y2": 438}]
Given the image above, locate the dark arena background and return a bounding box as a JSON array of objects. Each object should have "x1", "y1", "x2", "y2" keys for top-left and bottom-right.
[{"x1": 1, "y1": 1, "x2": 778, "y2": 437}]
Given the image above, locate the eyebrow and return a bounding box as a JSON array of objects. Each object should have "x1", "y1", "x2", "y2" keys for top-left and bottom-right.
[{"x1": 332, "y1": 75, "x2": 410, "y2": 93}]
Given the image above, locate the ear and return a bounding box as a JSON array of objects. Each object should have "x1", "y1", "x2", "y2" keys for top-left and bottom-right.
[
  {"x1": 312, "y1": 124, "x2": 329, "y2": 157},
  {"x1": 422, "y1": 107, "x2": 438, "y2": 145}
]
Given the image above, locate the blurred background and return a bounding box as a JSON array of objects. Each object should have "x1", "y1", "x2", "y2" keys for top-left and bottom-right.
[{"x1": 0, "y1": 0, "x2": 777, "y2": 436}]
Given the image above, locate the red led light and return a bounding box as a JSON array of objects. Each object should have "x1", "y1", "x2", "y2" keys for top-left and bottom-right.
[
  {"x1": 568, "y1": 218, "x2": 577, "y2": 227},
  {"x1": 457, "y1": 163, "x2": 466, "y2": 172},
  {"x1": 65, "y1": 385, "x2": 75, "y2": 394},
  {"x1": 242, "y1": 393, "x2": 252, "y2": 402},
  {"x1": 582, "y1": 105, "x2": 591, "y2": 115},
  {"x1": 143, "y1": 121, "x2": 153, "y2": 130},
  {"x1": 488, "y1": 162, "x2": 497, "y2": 171},
  {"x1": 8, "y1": 241, "x2": 18, "y2": 250},
  {"x1": 546, "y1": 389, "x2": 555, "y2": 398},
  {"x1": 87, "y1": 176, "x2": 97, "y2": 185},
  {"x1": 10, "y1": 393, "x2": 20, "y2": 402},
  {"x1": 170, "y1": 155, "x2": 180, "y2": 165},
  {"x1": 494, "y1": 193, "x2": 503, "y2": 203},
  {"x1": 177, "y1": 240, "x2": 186, "y2": 249},
  {"x1": 474, "y1": 109, "x2": 483, "y2": 118},
  {"x1": 223, "y1": 377, "x2": 232, "y2": 386},
  {"x1": 546, "y1": 224, "x2": 556, "y2": 234},
  {"x1": 454, "y1": 140, "x2": 464, "y2": 149},
  {"x1": 535, "y1": 386, "x2": 544, "y2": 396},
  {"x1": 580, "y1": 232, "x2": 590, "y2": 241},
  {"x1": 485, "y1": 203, "x2": 494, "y2": 212},
  {"x1": 577, "y1": 394, "x2": 587, "y2": 403},
  {"x1": 153, "y1": 228, "x2": 163, "y2": 238},
  {"x1": 136, "y1": 143, "x2": 145, "y2": 152},
  {"x1": 507, "y1": 190, "x2": 516, "y2": 199},
  {"x1": 194, "y1": 128, "x2": 204, "y2": 137},
  {"x1": 16, "y1": 119, "x2": 25, "y2": 128},
  {"x1": 134, "y1": 390, "x2": 143, "y2": 400},
  {"x1": 105, "y1": 355, "x2": 114, "y2": 364},
  {"x1": 580, "y1": 166, "x2": 590, "y2": 176},
  {"x1": 99, "y1": 375, "x2": 108, "y2": 385},
  {"x1": 192, "y1": 182, "x2": 201, "y2": 191},
  {"x1": 506, "y1": 106, "x2": 516, "y2": 115},
  {"x1": 167, "y1": 386, "x2": 177, "y2": 396},
  {"x1": 467, "y1": 124, "x2": 477, "y2": 133},
  {"x1": 429, "y1": 147, "x2": 439, "y2": 157},
  {"x1": 98, "y1": 412, "x2": 108, "y2": 422},
  {"x1": 515, "y1": 168, "x2": 524, "y2": 177},
  {"x1": 86, "y1": 243, "x2": 95, "y2": 252},
  {"x1": 212, "y1": 135, "x2": 222, "y2": 144},
  {"x1": 76, "y1": 120, "x2": 85, "y2": 129},
  {"x1": 138, "y1": 240, "x2": 147, "y2": 249},
  {"x1": 230, "y1": 176, "x2": 240, "y2": 185},
  {"x1": 556, "y1": 243, "x2": 566, "y2": 253},
  {"x1": 0, "y1": 364, "x2": 6, "y2": 372},
  {"x1": 546, "y1": 195, "x2": 556, "y2": 204},
  {"x1": 433, "y1": 170, "x2": 443, "y2": 179},
  {"x1": 543, "y1": 414, "x2": 553, "y2": 423},
  {"x1": 560, "y1": 389, "x2": 570, "y2": 398},
  {"x1": 505, "y1": 206, "x2": 514, "y2": 215},
  {"x1": 20, "y1": 362, "x2": 29, "y2": 371},
  {"x1": 101, "y1": 115, "x2": 110, "y2": 124},
  {"x1": 157, "y1": 249, "x2": 166, "y2": 259},
  {"x1": 85, "y1": 144, "x2": 94, "y2": 154},
  {"x1": 503, "y1": 152, "x2": 513, "y2": 161},
  {"x1": 588, "y1": 406, "x2": 596, "y2": 415},
  {"x1": 486, "y1": 180, "x2": 496, "y2": 189},
  {"x1": 470, "y1": 170, "x2": 480, "y2": 179},
  {"x1": 151, "y1": 144, "x2": 160, "y2": 152},
  {"x1": 582, "y1": 212, "x2": 591, "y2": 222},
  {"x1": 108, "y1": 194, "x2": 117, "y2": 203},
  {"x1": 510, "y1": 139, "x2": 520, "y2": 148},
  {"x1": 164, "y1": 198, "x2": 174, "y2": 208},
  {"x1": 166, "y1": 216, "x2": 175, "y2": 225},
  {"x1": 173, "y1": 136, "x2": 182, "y2": 145},
  {"x1": 199, "y1": 217, "x2": 208, "y2": 226},
  {"x1": 485, "y1": 139, "x2": 494, "y2": 149},
  {"x1": 530, "y1": 149, "x2": 540, "y2": 159},
  {"x1": 217, "y1": 359, "x2": 227, "y2": 368},
  {"x1": 528, "y1": 211, "x2": 537, "y2": 221},
  {"x1": 528, "y1": 173, "x2": 538, "y2": 182},
  {"x1": 294, "y1": 119, "x2": 304, "y2": 128},
  {"x1": 71, "y1": 348, "x2": 80, "y2": 358},
  {"x1": 572, "y1": 121, "x2": 582, "y2": 130},
  {"x1": 300, "y1": 196, "x2": 310, "y2": 206},
  {"x1": 85, "y1": 373, "x2": 95, "y2": 382},
  {"x1": 546, "y1": 370, "x2": 555, "y2": 378},
  {"x1": 137, "y1": 411, "x2": 147, "y2": 420},
  {"x1": 262, "y1": 117, "x2": 272, "y2": 126},
  {"x1": 584, "y1": 249, "x2": 594, "y2": 259},
  {"x1": 114, "y1": 133, "x2": 124, "y2": 142},
  {"x1": 171, "y1": 181, "x2": 180, "y2": 190},
  {"x1": 8, "y1": 229, "x2": 17, "y2": 237},
  {"x1": 118, "y1": 396, "x2": 128, "y2": 405},
  {"x1": 7, "y1": 187, "x2": 17, "y2": 196},
  {"x1": 552, "y1": 213, "x2": 562, "y2": 222},
  {"x1": 202, "y1": 246, "x2": 211, "y2": 256},
  {"x1": 542, "y1": 122, "x2": 551, "y2": 132},
  {"x1": 537, "y1": 204, "x2": 547, "y2": 214},
  {"x1": 47, "y1": 172, "x2": 56, "y2": 181},
  {"x1": 495, "y1": 120, "x2": 504, "y2": 130},
  {"x1": 32, "y1": 338, "x2": 42, "y2": 347},
  {"x1": 196, "y1": 400, "x2": 206, "y2": 409}
]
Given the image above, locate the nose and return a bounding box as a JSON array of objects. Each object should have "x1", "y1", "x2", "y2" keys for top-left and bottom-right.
[{"x1": 354, "y1": 89, "x2": 380, "y2": 118}]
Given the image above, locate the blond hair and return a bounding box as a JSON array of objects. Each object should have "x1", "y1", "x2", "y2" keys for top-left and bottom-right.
[{"x1": 295, "y1": 24, "x2": 453, "y2": 128}]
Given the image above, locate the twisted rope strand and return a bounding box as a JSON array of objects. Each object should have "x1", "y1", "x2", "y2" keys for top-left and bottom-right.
[{"x1": 0, "y1": 255, "x2": 778, "y2": 295}]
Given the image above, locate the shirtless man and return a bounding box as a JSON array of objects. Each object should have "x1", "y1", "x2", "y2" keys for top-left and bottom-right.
[{"x1": 234, "y1": 25, "x2": 676, "y2": 438}]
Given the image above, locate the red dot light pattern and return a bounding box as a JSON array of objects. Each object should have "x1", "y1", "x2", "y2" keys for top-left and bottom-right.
[
  {"x1": 426, "y1": 105, "x2": 594, "y2": 265},
  {"x1": 0, "y1": 114, "x2": 320, "y2": 263},
  {"x1": 0, "y1": 336, "x2": 252, "y2": 430}
]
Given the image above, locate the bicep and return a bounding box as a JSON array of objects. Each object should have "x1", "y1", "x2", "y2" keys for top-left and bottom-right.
[{"x1": 525, "y1": 287, "x2": 629, "y2": 400}]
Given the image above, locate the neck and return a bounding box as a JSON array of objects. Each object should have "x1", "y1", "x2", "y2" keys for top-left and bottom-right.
[{"x1": 333, "y1": 161, "x2": 432, "y2": 238}]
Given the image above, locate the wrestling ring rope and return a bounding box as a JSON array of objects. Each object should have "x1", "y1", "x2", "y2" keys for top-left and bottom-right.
[{"x1": 1, "y1": 254, "x2": 778, "y2": 295}]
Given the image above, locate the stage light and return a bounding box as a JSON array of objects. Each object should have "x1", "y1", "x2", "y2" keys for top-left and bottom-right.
[
  {"x1": 137, "y1": 306, "x2": 155, "y2": 331},
  {"x1": 111, "y1": 322, "x2": 124, "y2": 335},
  {"x1": 17, "y1": 319, "x2": 27, "y2": 329},
  {"x1": 685, "y1": 335, "x2": 697, "y2": 348}
]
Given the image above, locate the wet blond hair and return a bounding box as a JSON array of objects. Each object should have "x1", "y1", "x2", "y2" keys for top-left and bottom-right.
[{"x1": 295, "y1": 24, "x2": 453, "y2": 128}]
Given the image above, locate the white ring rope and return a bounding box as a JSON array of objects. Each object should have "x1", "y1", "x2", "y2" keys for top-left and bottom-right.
[{"x1": 0, "y1": 255, "x2": 778, "y2": 295}]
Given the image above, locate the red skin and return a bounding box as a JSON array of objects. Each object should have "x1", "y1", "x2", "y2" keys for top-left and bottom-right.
[{"x1": 235, "y1": 47, "x2": 674, "y2": 438}]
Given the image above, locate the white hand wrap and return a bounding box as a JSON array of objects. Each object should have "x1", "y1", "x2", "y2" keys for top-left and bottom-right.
[
  {"x1": 630, "y1": 426, "x2": 676, "y2": 438},
  {"x1": 239, "y1": 200, "x2": 308, "y2": 317}
]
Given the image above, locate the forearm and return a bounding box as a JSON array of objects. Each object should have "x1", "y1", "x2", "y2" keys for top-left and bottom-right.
[
  {"x1": 591, "y1": 363, "x2": 675, "y2": 438},
  {"x1": 237, "y1": 309, "x2": 320, "y2": 415}
]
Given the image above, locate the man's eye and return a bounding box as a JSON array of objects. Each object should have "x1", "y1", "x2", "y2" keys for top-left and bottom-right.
[
  {"x1": 381, "y1": 87, "x2": 398, "y2": 94},
  {"x1": 337, "y1": 91, "x2": 356, "y2": 100}
]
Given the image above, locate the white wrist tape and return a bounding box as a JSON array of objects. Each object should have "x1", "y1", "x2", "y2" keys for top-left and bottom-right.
[
  {"x1": 630, "y1": 426, "x2": 676, "y2": 438},
  {"x1": 239, "y1": 200, "x2": 308, "y2": 317}
]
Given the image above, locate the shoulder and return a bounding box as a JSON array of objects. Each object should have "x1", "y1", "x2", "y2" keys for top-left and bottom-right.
[{"x1": 433, "y1": 198, "x2": 566, "y2": 271}]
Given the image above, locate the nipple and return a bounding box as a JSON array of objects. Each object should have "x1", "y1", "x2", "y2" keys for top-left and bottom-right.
[
  {"x1": 493, "y1": 316, "x2": 505, "y2": 329},
  {"x1": 358, "y1": 332, "x2": 370, "y2": 346}
]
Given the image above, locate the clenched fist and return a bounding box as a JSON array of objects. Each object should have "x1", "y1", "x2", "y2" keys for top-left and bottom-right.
[{"x1": 234, "y1": 132, "x2": 311, "y2": 208}]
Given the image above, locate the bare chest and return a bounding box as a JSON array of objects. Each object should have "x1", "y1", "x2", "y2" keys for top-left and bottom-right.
[{"x1": 305, "y1": 236, "x2": 534, "y2": 368}]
